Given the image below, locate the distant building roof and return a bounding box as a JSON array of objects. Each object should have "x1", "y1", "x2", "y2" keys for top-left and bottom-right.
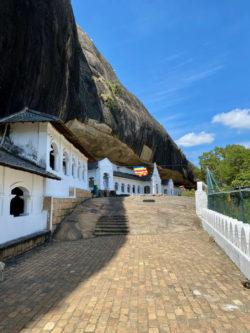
[
  {"x1": 0, "y1": 108, "x2": 95, "y2": 162},
  {"x1": 162, "y1": 179, "x2": 171, "y2": 185},
  {"x1": 88, "y1": 161, "x2": 99, "y2": 170},
  {"x1": 0, "y1": 108, "x2": 59, "y2": 123},
  {"x1": 0, "y1": 148, "x2": 60, "y2": 180},
  {"x1": 113, "y1": 170, "x2": 152, "y2": 182}
]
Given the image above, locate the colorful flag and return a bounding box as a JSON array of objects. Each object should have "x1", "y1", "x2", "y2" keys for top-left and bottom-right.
[
  {"x1": 133, "y1": 166, "x2": 148, "y2": 177},
  {"x1": 179, "y1": 185, "x2": 185, "y2": 191}
]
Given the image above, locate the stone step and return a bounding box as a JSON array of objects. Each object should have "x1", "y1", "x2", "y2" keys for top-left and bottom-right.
[
  {"x1": 94, "y1": 214, "x2": 130, "y2": 236},
  {"x1": 96, "y1": 221, "x2": 129, "y2": 225},
  {"x1": 95, "y1": 227, "x2": 129, "y2": 232},
  {"x1": 97, "y1": 218, "x2": 128, "y2": 221},
  {"x1": 94, "y1": 231, "x2": 129, "y2": 236}
]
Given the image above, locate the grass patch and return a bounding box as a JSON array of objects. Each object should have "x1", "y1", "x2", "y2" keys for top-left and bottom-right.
[{"x1": 181, "y1": 189, "x2": 195, "y2": 197}]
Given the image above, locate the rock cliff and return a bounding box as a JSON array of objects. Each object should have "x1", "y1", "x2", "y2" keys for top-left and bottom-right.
[{"x1": 0, "y1": 0, "x2": 195, "y2": 185}]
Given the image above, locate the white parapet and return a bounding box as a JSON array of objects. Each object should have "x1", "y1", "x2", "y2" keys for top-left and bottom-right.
[{"x1": 195, "y1": 182, "x2": 250, "y2": 280}]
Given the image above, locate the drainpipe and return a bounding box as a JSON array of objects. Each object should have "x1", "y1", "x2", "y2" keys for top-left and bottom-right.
[{"x1": 0, "y1": 124, "x2": 8, "y2": 147}]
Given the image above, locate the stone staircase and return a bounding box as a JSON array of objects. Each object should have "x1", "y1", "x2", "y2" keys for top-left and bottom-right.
[{"x1": 94, "y1": 215, "x2": 129, "y2": 236}]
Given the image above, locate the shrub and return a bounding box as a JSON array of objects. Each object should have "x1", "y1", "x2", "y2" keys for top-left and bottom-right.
[
  {"x1": 181, "y1": 189, "x2": 195, "y2": 197},
  {"x1": 105, "y1": 80, "x2": 122, "y2": 95},
  {"x1": 100, "y1": 93, "x2": 115, "y2": 110}
]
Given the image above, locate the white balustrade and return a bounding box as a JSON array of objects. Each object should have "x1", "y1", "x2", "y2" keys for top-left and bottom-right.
[{"x1": 195, "y1": 182, "x2": 250, "y2": 280}]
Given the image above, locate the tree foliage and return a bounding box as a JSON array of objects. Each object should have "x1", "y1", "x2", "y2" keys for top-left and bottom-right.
[{"x1": 195, "y1": 145, "x2": 250, "y2": 189}]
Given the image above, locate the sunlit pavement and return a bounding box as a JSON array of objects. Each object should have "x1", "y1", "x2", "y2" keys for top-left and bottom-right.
[{"x1": 0, "y1": 197, "x2": 250, "y2": 332}]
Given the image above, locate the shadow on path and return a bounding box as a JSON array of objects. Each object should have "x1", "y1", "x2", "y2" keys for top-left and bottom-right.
[{"x1": 0, "y1": 198, "x2": 127, "y2": 333}]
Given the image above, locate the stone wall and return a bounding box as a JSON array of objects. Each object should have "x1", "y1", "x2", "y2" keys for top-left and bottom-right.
[
  {"x1": 44, "y1": 188, "x2": 91, "y2": 233},
  {"x1": 0, "y1": 231, "x2": 50, "y2": 261}
]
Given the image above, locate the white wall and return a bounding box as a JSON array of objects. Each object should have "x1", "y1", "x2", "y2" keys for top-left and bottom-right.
[
  {"x1": 162, "y1": 179, "x2": 174, "y2": 196},
  {"x1": 9, "y1": 122, "x2": 89, "y2": 198},
  {"x1": 0, "y1": 166, "x2": 47, "y2": 245},
  {"x1": 88, "y1": 158, "x2": 154, "y2": 195},
  {"x1": 45, "y1": 123, "x2": 89, "y2": 197},
  {"x1": 195, "y1": 182, "x2": 250, "y2": 280},
  {"x1": 151, "y1": 163, "x2": 162, "y2": 194},
  {"x1": 113, "y1": 177, "x2": 151, "y2": 195},
  {"x1": 9, "y1": 122, "x2": 48, "y2": 167}
]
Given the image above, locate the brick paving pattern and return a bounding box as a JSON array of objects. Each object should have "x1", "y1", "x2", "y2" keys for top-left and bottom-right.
[{"x1": 0, "y1": 197, "x2": 250, "y2": 332}]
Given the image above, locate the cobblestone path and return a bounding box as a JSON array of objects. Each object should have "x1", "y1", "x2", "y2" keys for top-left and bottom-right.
[{"x1": 0, "y1": 197, "x2": 250, "y2": 332}]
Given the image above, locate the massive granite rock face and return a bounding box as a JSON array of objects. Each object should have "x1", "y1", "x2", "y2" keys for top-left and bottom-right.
[{"x1": 0, "y1": 0, "x2": 195, "y2": 185}]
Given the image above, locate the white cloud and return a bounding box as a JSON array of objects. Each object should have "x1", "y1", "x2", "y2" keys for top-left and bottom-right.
[
  {"x1": 238, "y1": 142, "x2": 250, "y2": 148},
  {"x1": 176, "y1": 131, "x2": 215, "y2": 147},
  {"x1": 212, "y1": 108, "x2": 250, "y2": 129},
  {"x1": 185, "y1": 65, "x2": 224, "y2": 82}
]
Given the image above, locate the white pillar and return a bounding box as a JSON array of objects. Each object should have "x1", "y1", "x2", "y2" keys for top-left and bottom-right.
[{"x1": 195, "y1": 182, "x2": 208, "y2": 217}]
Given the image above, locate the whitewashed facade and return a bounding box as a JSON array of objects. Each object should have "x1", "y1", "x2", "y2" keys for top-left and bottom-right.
[
  {"x1": 0, "y1": 165, "x2": 47, "y2": 244},
  {"x1": 0, "y1": 109, "x2": 91, "y2": 246},
  {"x1": 9, "y1": 122, "x2": 89, "y2": 197},
  {"x1": 88, "y1": 158, "x2": 174, "y2": 195}
]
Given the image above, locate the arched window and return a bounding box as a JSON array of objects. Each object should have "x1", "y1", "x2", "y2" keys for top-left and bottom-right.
[
  {"x1": 132, "y1": 185, "x2": 135, "y2": 194},
  {"x1": 121, "y1": 184, "x2": 125, "y2": 193},
  {"x1": 138, "y1": 185, "x2": 140, "y2": 194},
  {"x1": 89, "y1": 177, "x2": 94, "y2": 188},
  {"x1": 164, "y1": 189, "x2": 167, "y2": 195},
  {"x1": 72, "y1": 158, "x2": 76, "y2": 178},
  {"x1": 144, "y1": 186, "x2": 150, "y2": 194},
  {"x1": 156, "y1": 184, "x2": 159, "y2": 194},
  {"x1": 115, "y1": 182, "x2": 119, "y2": 191},
  {"x1": 103, "y1": 173, "x2": 109, "y2": 190},
  {"x1": 62, "y1": 150, "x2": 69, "y2": 175},
  {"x1": 77, "y1": 162, "x2": 81, "y2": 179},
  {"x1": 49, "y1": 142, "x2": 58, "y2": 171},
  {"x1": 82, "y1": 167, "x2": 85, "y2": 181},
  {"x1": 10, "y1": 187, "x2": 30, "y2": 217},
  {"x1": 127, "y1": 184, "x2": 130, "y2": 193}
]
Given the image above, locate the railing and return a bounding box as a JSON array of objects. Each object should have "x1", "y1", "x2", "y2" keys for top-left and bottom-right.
[
  {"x1": 208, "y1": 188, "x2": 250, "y2": 224},
  {"x1": 195, "y1": 182, "x2": 250, "y2": 280},
  {"x1": 201, "y1": 208, "x2": 250, "y2": 279}
]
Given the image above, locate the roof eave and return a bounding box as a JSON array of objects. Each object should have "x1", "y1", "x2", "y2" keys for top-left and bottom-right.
[{"x1": 0, "y1": 161, "x2": 61, "y2": 180}]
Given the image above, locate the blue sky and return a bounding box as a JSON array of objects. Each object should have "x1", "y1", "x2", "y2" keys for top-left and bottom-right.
[{"x1": 72, "y1": 0, "x2": 250, "y2": 166}]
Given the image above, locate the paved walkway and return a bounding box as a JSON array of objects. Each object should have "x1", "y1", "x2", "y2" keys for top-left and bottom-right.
[{"x1": 0, "y1": 197, "x2": 250, "y2": 332}]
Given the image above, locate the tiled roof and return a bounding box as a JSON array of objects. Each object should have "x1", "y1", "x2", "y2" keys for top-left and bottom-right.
[
  {"x1": 0, "y1": 148, "x2": 60, "y2": 180},
  {"x1": 0, "y1": 108, "x2": 59, "y2": 123},
  {"x1": 113, "y1": 171, "x2": 152, "y2": 182}
]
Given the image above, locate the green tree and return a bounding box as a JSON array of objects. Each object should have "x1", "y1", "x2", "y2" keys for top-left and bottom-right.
[{"x1": 195, "y1": 145, "x2": 250, "y2": 189}]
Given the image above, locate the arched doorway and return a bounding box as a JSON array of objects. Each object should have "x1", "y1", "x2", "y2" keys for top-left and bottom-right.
[
  {"x1": 50, "y1": 143, "x2": 58, "y2": 171},
  {"x1": 103, "y1": 173, "x2": 109, "y2": 190},
  {"x1": 144, "y1": 186, "x2": 150, "y2": 194},
  {"x1": 62, "y1": 150, "x2": 69, "y2": 175},
  {"x1": 10, "y1": 187, "x2": 30, "y2": 217}
]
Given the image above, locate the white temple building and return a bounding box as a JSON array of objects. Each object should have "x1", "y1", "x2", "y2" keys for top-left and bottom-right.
[
  {"x1": 0, "y1": 108, "x2": 93, "y2": 250},
  {"x1": 0, "y1": 108, "x2": 177, "y2": 260},
  {"x1": 88, "y1": 158, "x2": 174, "y2": 196}
]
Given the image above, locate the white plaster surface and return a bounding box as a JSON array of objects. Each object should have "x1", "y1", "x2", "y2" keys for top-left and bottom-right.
[
  {"x1": 0, "y1": 166, "x2": 47, "y2": 244},
  {"x1": 88, "y1": 158, "x2": 175, "y2": 196}
]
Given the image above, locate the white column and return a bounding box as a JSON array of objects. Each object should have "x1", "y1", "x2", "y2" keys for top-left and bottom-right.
[{"x1": 195, "y1": 182, "x2": 208, "y2": 217}]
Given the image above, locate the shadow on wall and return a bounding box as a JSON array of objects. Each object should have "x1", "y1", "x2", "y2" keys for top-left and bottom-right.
[{"x1": 0, "y1": 198, "x2": 128, "y2": 332}]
